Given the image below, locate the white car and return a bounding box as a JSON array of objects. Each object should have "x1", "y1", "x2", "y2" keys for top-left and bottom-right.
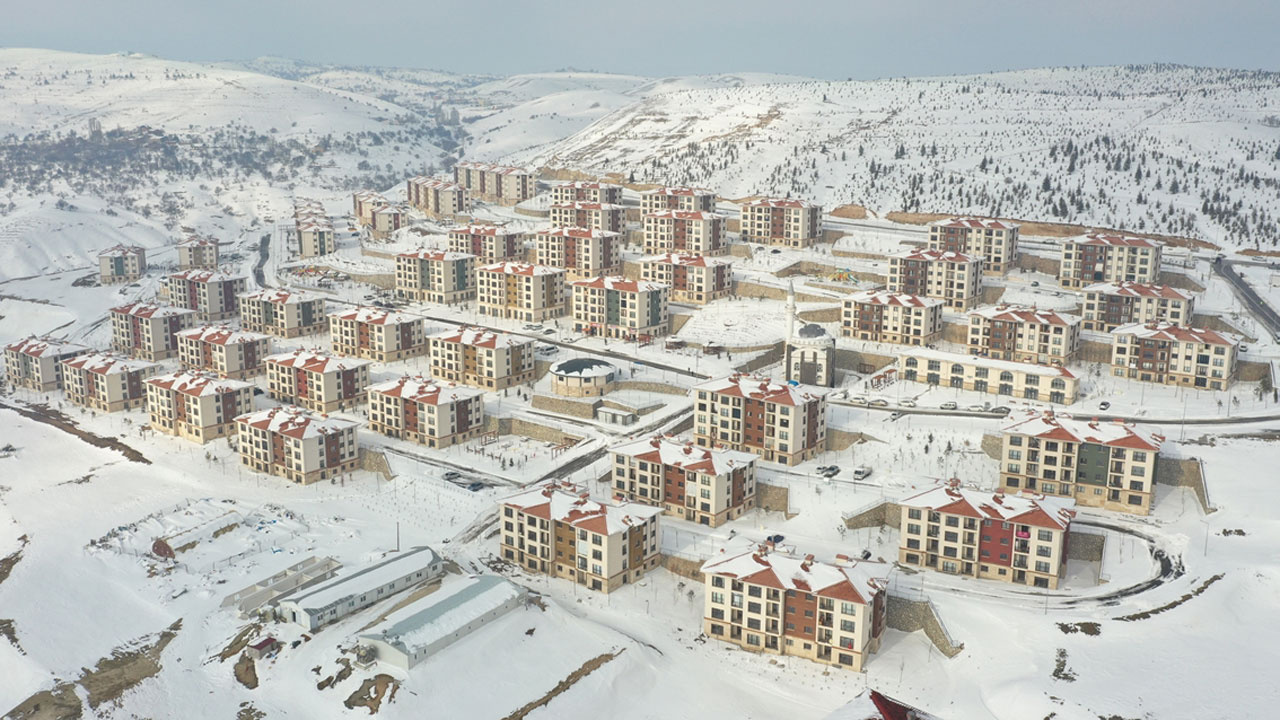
[{"x1": 852, "y1": 466, "x2": 873, "y2": 480}]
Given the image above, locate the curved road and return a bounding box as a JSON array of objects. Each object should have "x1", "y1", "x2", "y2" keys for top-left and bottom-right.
[{"x1": 1214, "y1": 258, "x2": 1280, "y2": 339}]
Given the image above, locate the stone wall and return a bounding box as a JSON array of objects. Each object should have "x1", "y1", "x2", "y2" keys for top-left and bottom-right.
[
  {"x1": 941, "y1": 321, "x2": 969, "y2": 344},
  {"x1": 359, "y1": 448, "x2": 394, "y2": 482},
  {"x1": 797, "y1": 306, "x2": 842, "y2": 323},
  {"x1": 1238, "y1": 360, "x2": 1272, "y2": 383},
  {"x1": 615, "y1": 380, "x2": 690, "y2": 396},
  {"x1": 885, "y1": 595, "x2": 964, "y2": 658},
  {"x1": 670, "y1": 313, "x2": 693, "y2": 335},
  {"x1": 1157, "y1": 270, "x2": 1206, "y2": 293},
  {"x1": 842, "y1": 500, "x2": 902, "y2": 530},
  {"x1": 622, "y1": 260, "x2": 644, "y2": 280},
  {"x1": 1066, "y1": 530, "x2": 1106, "y2": 562},
  {"x1": 1157, "y1": 456, "x2": 1214, "y2": 513},
  {"x1": 1191, "y1": 314, "x2": 1255, "y2": 343},
  {"x1": 980, "y1": 433, "x2": 1003, "y2": 459},
  {"x1": 512, "y1": 205, "x2": 549, "y2": 219},
  {"x1": 482, "y1": 415, "x2": 585, "y2": 444},
  {"x1": 329, "y1": 269, "x2": 395, "y2": 289},
  {"x1": 826, "y1": 429, "x2": 881, "y2": 453},
  {"x1": 979, "y1": 285, "x2": 1007, "y2": 305},
  {"x1": 734, "y1": 342, "x2": 785, "y2": 373},
  {"x1": 530, "y1": 394, "x2": 599, "y2": 419},
  {"x1": 834, "y1": 348, "x2": 896, "y2": 375},
  {"x1": 732, "y1": 279, "x2": 836, "y2": 303},
  {"x1": 1014, "y1": 253, "x2": 1062, "y2": 276},
  {"x1": 757, "y1": 482, "x2": 792, "y2": 517},
  {"x1": 660, "y1": 554, "x2": 705, "y2": 582},
  {"x1": 1077, "y1": 338, "x2": 1115, "y2": 364}
]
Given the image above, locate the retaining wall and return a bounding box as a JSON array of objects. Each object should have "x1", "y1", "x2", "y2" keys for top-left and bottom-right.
[
  {"x1": 843, "y1": 500, "x2": 902, "y2": 530},
  {"x1": 757, "y1": 482, "x2": 792, "y2": 517},
  {"x1": 885, "y1": 595, "x2": 964, "y2": 658},
  {"x1": 660, "y1": 554, "x2": 705, "y2": 582},
  {"x1": 1157, "y1": 456, "x2": 1214, "y2": 513}
]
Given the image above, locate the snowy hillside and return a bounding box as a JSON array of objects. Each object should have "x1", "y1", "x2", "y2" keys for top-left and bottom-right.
[{"x1": 533, "y1": 65, "x2": 1280, "y2": 250}]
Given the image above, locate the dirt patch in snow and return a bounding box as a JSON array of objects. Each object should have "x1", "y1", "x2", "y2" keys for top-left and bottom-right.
[
  {"x1": 4, "y1": 681, "x2": 82, "y2": 720},
  {"x1": 0, "y1": 534, "x2": 29, "y2": 587},
  {"x1": 317, "y1": 657, "x2": 353, "y2": 691},
  {"x1": 236, "y1": 702, "x2": 267, "y2": 720},
  {"x1": 1051, "y1": 649, "x2": 1077, "y2": 682},
  {"x1": 829, "y1": 204, "x2": 868, "y2": 220},
  {"x1": 1056, "y1": 622, "x2": 1102, "y2": 636},
  {"x1": 500, "y1": 649, "x2": 625, "y2": 720},
  {"x1": 0, "y1": 618, "x2": 22, "y2": 653},
  {"x1": 343, "y1": 674, "x2": 398, "y2": 715},
  {"x1": 1115, "y1": 574, "x2": 1225, "y2": 622},
  {"x1": 217, "y1": 623, "x2": 263, "y2": 662},
  {"x1": 234, "y1": 653, "x2": 259, "y2": 690},
  {"x1": 0, "y1": 403, "x2": 150, "y2": 464}
]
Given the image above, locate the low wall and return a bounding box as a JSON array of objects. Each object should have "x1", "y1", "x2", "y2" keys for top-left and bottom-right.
[
  {"x1": 1157, "y1": 270, "x2": 1206, "y2": 293},
  {"x1": 621, "y1": 260, "x2": 644, "y2": 281},
  {"x1": 827, "y1": 429, "x2": 881, "y2": 453},
  {"x1": 1066, "y1": 530, "x2": 1105, "y2": 562},
  {"x1": 1078, "y1": 339, "x2": 1114, "y2": 364},
  {"x1": 843, "y1": 500, "x2": 902, "y2": 530},
  {"x1": 1238, "y1": 360, "x2": 1271, "y2": 383},
  {"x1": 979, "y1": 286, "x2": 1007, "y2": 305},
  {"x1": 1191, "y1": 314, "x2": 1255, "y2": 343},
  {"x1": 796, "y1": 306, "x2": 842, "y2": 323},
  {"x1": 482, "y1": 416, "x2": 585, "y2": 444},
  {"x1": 530, "y1": 394, "x2": 599, "y2": 419},
  {"x1": 1157, "y1": 456, "x2": 1214, "y2": 513},
  {"x1": 834, "y1": 348, "x2": 896, "y2": 375},
  {"x1": 1014, "y1": 253, "x2": 1062, "y2": 276},
  {"x1": 731, "y1": 279, "x2": 835, "y2": 303},
  {"x1": 615, "y1": 380, "x2": 689, "y2": 396},
  {"x1": 885, "y1": 595, "x2": 964, "y2": 658},
  {"x1": 757, "y1": 482, "x2": 792, "y2": 517},
  {"x1": 660, "y1": 554, "x2": 705, "y2": 582},
  {"x1": 359, "y1": 449, "x2": 394, "y2": 482},
  {"x1": 734, "y1": 342, "x2": 785, "y2": 373}
]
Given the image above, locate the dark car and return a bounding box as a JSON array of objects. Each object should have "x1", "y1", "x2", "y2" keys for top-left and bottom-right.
[{"x1": 767, "y1": 534, "x2": 785, "y2": 544}]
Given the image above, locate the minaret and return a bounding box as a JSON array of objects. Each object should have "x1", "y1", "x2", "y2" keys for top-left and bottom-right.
[{"x1": 786, "y1": 279, "x2": 796, "y2": 342}]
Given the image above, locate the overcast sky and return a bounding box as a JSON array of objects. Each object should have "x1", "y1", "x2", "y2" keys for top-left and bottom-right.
[{"x1": 3, "y1": 0, "x2": 1277, "y2": 79}]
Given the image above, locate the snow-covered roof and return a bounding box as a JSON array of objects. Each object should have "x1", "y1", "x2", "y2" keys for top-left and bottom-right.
[
  {"x1": 176, "y1": 325, "x2": 270, "y2": 346},
  {"x1": 554, "y1": 181, "x2": 621, "y2": 190},
  {"x1": 408, "y1": 176, "x2": 466, "y2": 192},
  {"x1": 899, "y1": 482, "x2": 1076, "y2": 531},
  {"x1": 845, "y1": 289, "x2": 942, "y2": 309},
  {"x1": 970, "y1": 305, "x2": 1081, "y2": 327},
  {"x1": 478, "y1": 261, "x2": 562, "y2": 277},
  {"x1": 373, "y1": 205, "x2": 404, "y2": 216},
  {"x1": 641, "y1": 252, "x2": 729, "y2": 268},
  {"x1": 360, "y1": 575, "x2": 523, "y2": 656},
  {"x1": 693, "y1": 373, "x2": 830, "y2": 406},
  {"x1": 62, "y1": 352, "x2": 157, "y2": 375},
  {"x1": 1111, "y1": 321, "x2": 1237, "y2": 346},
  {"x1": 177, "y1": 237, "x2": 217, "y2": 248},
  {"x1": 297, "y1": 219, "x2": 334, "y2": 232},
  {"x1": 265, "y1": 349, "x2": 371, "y2": 373},
  {"x1": 611, "y1": 436, "x2": 756, "y2": 476},
  {"x1": 110, "y1": 302, "x2": 195, "y2": 319},
  {"x1": 742, "y1": 197, "x2": 818, "y2": 209},
  {"x1": 502, "y1": 481, "x2": 662, "y2": 536},
  {"x1": 1082, "y1": 281, "x2": 1192, "y2": 301},
  {"x1": 641, "y1": 186, "x2": 714, "y2": 197},
  {"x1": 168, "y1": 268, "x2": 245, "y2": 283},
  {"x1": 397, "y1": 249, "x2": 475, "y2": 261},
  {"x1": 536, "y1": 226, "x2": 622, "y2": 239},
  {"x1": 892, "y1": 248, "x2": 979, "y2": 264},
  {"x1": 456, "y1": 161, "x2": 529, "y2": 175},
  {"x1": 449, "y1": 224, "x2": 522, "y2": 237},
  {"x1": 235, "y1": 405, "x2": 359, "y2": 439},
  {"x1": 5, "y1": 336, "x2": 90, "y2": 358},
  {"x1": 329, "y1": 306, "x2": 421, "y2": 326},
  {"x1": 97, "y1": 244, "x2": 145, "y2": 257},
  {"x1": 1070, "y1": 233, "x2": 1163, "y2": 249},
  {"x1": 701, "y1": 547, "x2": 888, "y2": 605},
  {"x1": 1001, "y1": 410, "x2": 1163, "y2": 452},
  {"x1": 367, "y1": 375, "x2": 484, "y2": 405},
  {"x1": 550, "y1": 357, "x2": 618, "y2": 379},
  {"x1": 643, "y1": 210, "x2": 722, "y2": 221},
  {"x1": 931, "y1": 216, "x2": 1018, "y2": 231},
  {"x1": 550, "y1": 202, "x2": 625, "y2": 211},
  {"x1": 900, "y1": 347, "x2": 1076, "y2": 378},
  {"x1": 286, "y1": 546, "x2": 440, "y2": 613},
  {"x1": 238, "y1": 288, "x2": 323, "y2": 305},
  {"x1": 570, "y1": 276, "x2": 668, "y2": 293},
  {"x1": 146, "y1": 371, "x2": 252, "y2": 397},
  {"x1": 431, "y1": 326, "x2": 532, "y2": 350}
]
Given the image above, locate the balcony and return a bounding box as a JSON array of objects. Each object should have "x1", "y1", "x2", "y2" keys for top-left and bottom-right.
[{"x1": 1015, "y1": 530, "x2": 1030, "y2": 539}]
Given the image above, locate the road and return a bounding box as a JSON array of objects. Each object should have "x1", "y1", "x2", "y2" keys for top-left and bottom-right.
[
  {"x1": 1213, "y1": 258, "x2": 1280, "y2": 339},
  {"x1": 831, "y1": 397, "x2": 1280, "y2": 427}
]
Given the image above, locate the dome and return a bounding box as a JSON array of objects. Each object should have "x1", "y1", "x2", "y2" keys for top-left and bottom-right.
[
  {"x1": 797, "y1": 323, "x2": 829, "y2": 339},
  {"x1": 550, "y1": 357, "x2": 618, "y2": 379}
]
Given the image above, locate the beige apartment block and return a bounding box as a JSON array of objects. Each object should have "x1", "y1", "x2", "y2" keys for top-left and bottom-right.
[
  {"x1": 1110, "y1": 322, "x2": 1238, "y2": 390},
  {"x1": 109, "y1": 302, "x2": 197, "y2": 361},
  {"x1": 371, "y1": 205, "x2": 405, "y2": 240},
  {"x1": 453, "y1": 162, "x2": 536, "y2": 206},
  {"x1": 407, "y1": 176, "x2": 470, "y2": 218},
  {"x1": 1059, "y1": 234, "x2": 1164, "y2": 289},
  {"x1": 898, "y1": 481, "x2": 1076, "y2": 589},
  {"x1": 366, "y1": 375, "x2": 486, "y2": 449},
  {"x1": 499, "y1": 481, "x2": 663, "y2": 594},
  {"x1": 328, "y1": 306, "x2": 429, "y2": 362},
  {"x1": 534, "y1": 226, "x2": 623, "y2": 280},
  {"x1": 428, "y1": 327, "x2": 534, "y2": 391},
  {"x1": 841, "y1": 290, "x2": 943, "y2": 345},
  {"x1": 394, "y1": 249, "x2": 478, "y2": 304},
  {"x1": 3, "y1": 336, "x2": 91, "y2": 392},
  {"x1": 238, "y1": 289, "x2": 328, "y2": 338},
  {"x1": 610, "y1": 436, "x2": 758, "y2": 527},
  {"x1": 550, "y1": 181, "x2": 623, "y2": 205},
  {"x1": 887, "y1": 248, "x2": 982, "y2": 311},
  {"x1": 297, "y1": 217, "x2": 336, "y2": 257},
  {"x1": 570, "y1": 276, "x2": 670, "y2": 339},
  {"x1": 928, "y1": 217, "x2": 1019, "y2": 275},
  {"x1": 548, "y1": 202, "x2": 625, "y2": 233},
  {"x1": 897, "y1": 348, "x2": 1079, "y2": 404},
  {"x1": 640, "y1": 186, "x2": 716, "y2": 214},
  {"x1": 1081, "y1": 282, "x2": 1195, "y2": 332},
  {"x1": 176, "y1": 325, "x2": 272, "y2": 380},
  {"x1": 352, "y1": 191, "x2": 389, "y2": 226},
  {"x1": 476, "y1": 262, "x2": 566, "y2": 322},
  {"x1": 701, "y1": 547, "x2": 889, "y2": 671},
  {"x1": 967, "y1": 305, "x2": 1082, "y2": 365},
  {"x1": 145, "y1": 371, "x2": 254, "y2": 444},
  {"x1": 693, "y1": 374, "x2": 829, "y2": 466},
  {"x1": 177, "y1": 238, "x2": 219, "y2": 270},
  {"x1": 164, "y1": 269, "x2": 248, "y2": 322},
  {"x1": 642, "y1": 210, "x2": 728, "y2": 256},
  {"x1": 98, "y1": 245, "x2": 148, "y2": 284},
  {"x1": 265, "y1": 350, "x2": 373, "y2": 413},
  {"x1": 62, "y1": 352, "x2": 161, "y2": 413},
  {"x1": 739, "y1": 198, "x2": 822, "y2": 248},
  {"x1": 639, "y1": 253, "x2": 731, "y2": 304},
  {"x1": 1000, "y1": 411, "x2": 1164, "y2": 515},
  {"x1": 448, "y1": 224, "x2": 522, "y2": 262},
  {"x1": 235, "y1": 406, "x2": 360, "y2": 485}
]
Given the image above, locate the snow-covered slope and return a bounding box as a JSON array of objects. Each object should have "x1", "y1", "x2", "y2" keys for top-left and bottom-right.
[{"x1": 534, "y1": 65, "x2": 1280, "y2": 250}]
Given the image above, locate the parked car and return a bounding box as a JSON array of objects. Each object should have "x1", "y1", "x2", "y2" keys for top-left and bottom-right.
[
  {"x1": 967, "y1": 404, "x2": 988, "y2": 412},
  {"x1": 851, "y1": 395, "x2": 870, "y2": 405},
  {"x1": 767, "y1": 534, "x2": 785, "y2": 544},
  {"x1": 543, "y1": 328, "x2": 556, "y2": 335},
  {"x1": 889, "y1": 411, "x2": 904, "y2": 421},
  {"x1": 1030, "y1": 281, "x2": 1040, "y2": 287},
  {"x1": 868, "y1": 399, "x2": 889, "y2": 407},
  {"x1": 990, "y1": 406, "x2": 1010, "y2": 416},
  {"x1": 851, "y1": 466, "x2": 873, "y2": 480},
  {"x1": 442, "y1": 471, "x2": 461, "y2": 481},
  {"x1": 899, "y1": 399, "x2": 917, "y2": 408},
  {"x1": 821, "y1": 466, "x2": 841, "y2": 478},
  {"x1": 1239, "y1": 345, "x2": 1250, "y2": 353},
  {"x1": 770, "y1": 248, "x2": 782, "y2": 254},
  {"x1": 466, "y1": 482, "x2": 485, "y2": 492},
  {"x1": 940, "y1": 401, "x2": 958, "y2": 410},
  {"x1": 1099, "y1": 401, "x2": 1112, "y2": 411}
]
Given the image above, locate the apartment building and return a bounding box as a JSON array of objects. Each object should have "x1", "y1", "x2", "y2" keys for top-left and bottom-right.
[
  {"x1": 1059, "y1": 234, "x2": 1164, "y2": 289},
  {"x1": 447, "y1": 224, "x2": 522, "y2": 262},
  {"x1": 898, "y1": 348, "x2": 1080, "y2": 404},
  {"x1": 499, "y1": 481, "x2": 663, "y2": 593},
  {"x1": 176, "y1": 325, "x2": 272, "y2": 380},
  {"x1": 62, "y1": 352, "x2": 160, "y2": 412},
  {"x1": 700, "y1": 547, "x2": 889, "y2": 671},
  {"x1": 898, "y1": 481, "x2": 1075, "y2": 589},
  {"x1": 371, "y1": 205, "x2": 406, "y2": 240},
  {"x1": 610, "y1": 436, "x2": 758, "y2": 527},
  {"x1": 1000, "y1": 411, "x2": 1164, "y2": 515},
  {"x1": 840, "y1": 290, "x2": 943, "y2": 345},
  {"x1": 406, "y1": 176, "x2": 470, "y2": 218},
  {"x1": 642, "y1": 210, "x2": 727, "y2": 256},
  {"x1": 1081, "y1": 282, "x2": 1195, "y2": 332},
  {"x1": 265, "y1": 350, "x2": 372, "y2": 413},
  {"x1": 237, "y1": 289, "x2": 328, "y2": 338},
  {"x1": 109, "y1": 302, "x2": 196, "y2": 361},
  {"x1": 640, "y1": 185, "x2": 716, "y2": 214},
  {"x1": 1110, "y1": 322, "x2": 1238, "y2": 390},
  {"x1": 476, "y1": 262, "x2": 566, "y2": 322},
  {"x1": 639, "y1": 253, "x2": 731, "y2": 304},
  {"x1": 297, "y1": 216, "x2": 336, "y2": 257},
  {"x1": 453, "y1": 162, "x2": 536, "y2": 205},
  {"x1": 548, "y1": 202, "x2": 625, "y2": 233},
  {"x1": 164, "y1": 269, "x2": 248, "y2": 322},
  {"x1": 534, "y1": 226, "x2": 623, "y2": 280},
  {"x1": 98, "y1": 245, "x2": 148, "y2": 284},
  {"x1": 366, "y1": 375, "x2": 486, "y2": 449},
  {"x1": 3, "y1": 336, "x2": 91, "y2": 392},
  {"x1": 739, "y1": 198, "x2": 822, "y2": 248},
  {"x1": 692, "y1": 374, "x2": 829, "y2": 466},
  {"x1": 394, "y1": 249, "x2": 477, "y2": 304},
  {"x1": 928, "y1": 217, "x2": 1019, "y2": 275},
  {"x1": 887, "y1": 248, "x2": 982, "y2": 311},
  {"x1": 967, "y1": 305, "x2": 1082, "y2": 365},
  {"x1": 235, "y1": 406, "x2": 360, "y2": 485},
  {"x1": 328, "y1": 306, "x2": 429, "y2": 362},
  {"x1": 569, "y1": 276, "x2": 670, "y2": 339},
  {"x1": 177, "y1": 237, "x2": 219, "y2": 270},
  {"x1": 550, "y1": 181, "x2": 623, "y2": 205},
  {"x1": 145, "y1": 371, "x2": 254, "y2": 444},
  {"x1": 352, "y1": 191, "x2": 388, "y2": 226},
  {"x1": 428, "y1": 327, "x2": 534, "y2": 390}
]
